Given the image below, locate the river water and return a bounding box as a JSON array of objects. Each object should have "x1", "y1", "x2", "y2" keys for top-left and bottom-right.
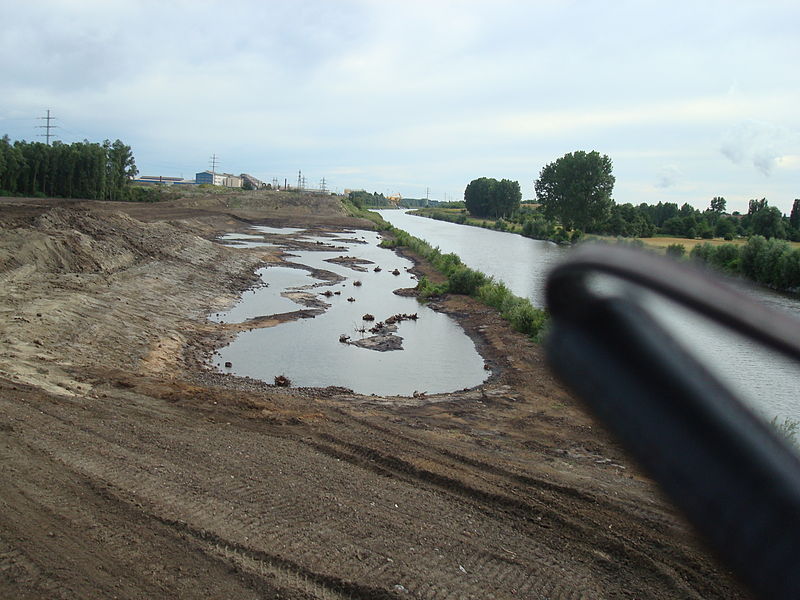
[{"x1": 376, "y1": 209, "x2": 800, "y2": 423}]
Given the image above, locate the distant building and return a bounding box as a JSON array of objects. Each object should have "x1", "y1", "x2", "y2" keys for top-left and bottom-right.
[
  {"x1": 223, "y1": 174, "x2": 242, "y2": 188},
  {"x1": 195, "y1": 171, "x2": 226, "y2": 186},
  {"x1": 240, "y1": 173, "x2": 265, "y2": 189},
  {"x1": 195, "y1": 171, "x2": 243, "y2": 188}
]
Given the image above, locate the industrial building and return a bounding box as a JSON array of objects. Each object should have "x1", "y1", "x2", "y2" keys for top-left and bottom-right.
[{"x1": 195, "y1": 171, "x2": 243, "y2": 188}]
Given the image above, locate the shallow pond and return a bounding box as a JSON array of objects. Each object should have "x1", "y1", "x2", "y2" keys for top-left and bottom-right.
[{"x1": 212, "y1": 228, "x2": 488, "y2": 396}]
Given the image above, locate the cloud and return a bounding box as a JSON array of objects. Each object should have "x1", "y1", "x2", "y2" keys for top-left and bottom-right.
[
  {"x1": 655, "y1": 165, "x2": 681, "y2": 188},
  {"x1": 719, "y1": 120, "x2": 797, "y2": 176}
]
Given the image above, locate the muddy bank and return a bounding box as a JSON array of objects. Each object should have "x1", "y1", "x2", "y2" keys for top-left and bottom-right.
[{"x1": 0, "y1": 194, "x2": 746, "y2": 599}]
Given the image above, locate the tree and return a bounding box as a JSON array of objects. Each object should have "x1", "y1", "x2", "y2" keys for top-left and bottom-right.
[
  {"x1": 789, "y1": 199, "x2": 800, "y2": 230},
  {"x1": 710, "y1": 196, "x2": 726, "y2": 213},
  {"x1": 750, "y1": 205, "x2": 786, "y2": 239},
  {"x1": 105, "y1": 139, "x2": 138, "y2": 201},
  {"x1": 464, "y1": 177, "x2": 520, "y2": 218},
  {"x1": 490, "y1": 178, "x2": 521, "y2": 218},
  {"x1": 534, "y1": 150, "x2": 614, "y2": 231}
]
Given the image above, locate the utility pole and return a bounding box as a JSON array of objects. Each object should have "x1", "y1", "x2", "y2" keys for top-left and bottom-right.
[
  {"x1": 272, "y1": 177, "x2": 279, "y2": 189},
  {"x1": 297, "y1": 170, "x2": 302, "y2": 191},
  {"x1": 320, "y1": 177, "x2": 327, "y2": 193},
  {"x1": 37, "y1": 109, "x2": 57, "y2": 145},
  {"x1": 426, "y1": 187, "x2": 430, "y2": 201},
  {"x1": 209, "y1": 154, "x2": 219, "y2": 182}
]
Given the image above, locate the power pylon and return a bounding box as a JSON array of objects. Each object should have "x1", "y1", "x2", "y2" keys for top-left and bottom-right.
[{"x1": 37, "y1": 109, "x2": 57, "y2": 145}]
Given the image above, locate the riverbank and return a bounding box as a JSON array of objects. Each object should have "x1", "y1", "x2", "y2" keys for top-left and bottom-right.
[
  {"x1": 409, "y1": 207, "x2": 800, "y2": 295},
  {"x1": 0, "y1": 192, "x2": 745, "y2": 598}
]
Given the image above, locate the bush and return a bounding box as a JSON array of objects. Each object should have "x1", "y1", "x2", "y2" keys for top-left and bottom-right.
[
  {"x1": 416, "y1": 276, "x2": 448, "y2": 298},
  {"x1": 382, "y1": 224, "x2": 548, "y2": 339},
  {"x1": 447, "y1": 267, "x2": 489, "y2": 295},
  {"x1": 476, "y1": 282, "x2": 547, "y2": 339},
  {"x1": 665, "y1": 243, "x2": 686, "y2": 258},
  {"x1": 709, "y1": 244, "x2": 740, "y2": 273},
  {"x1": 690, "y1": 242, "x2": 713, "y2": 263}
]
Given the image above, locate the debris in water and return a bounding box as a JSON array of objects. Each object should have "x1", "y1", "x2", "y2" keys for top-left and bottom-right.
[
  {"x1": 353, "y1": 280, "x2": 362, "y2": 287},
  {"x1": 339, "y1": 334, "x2": 350, "y2": 343},
  {"x1": 374, "y1": 266, "x2": 382, "y2": 272},
  {"x1": 224, "y1": 361, "x2": 232, "y2": 368},
  {"x1": 391, "y1": 269, "x2": 401, "y2": 276},
  {"x1": 347, "y1": 297, "x2": 356, "y2": 302},
  {"x1": 362, "y1": 314, "x2": 375, "y2": 321}
]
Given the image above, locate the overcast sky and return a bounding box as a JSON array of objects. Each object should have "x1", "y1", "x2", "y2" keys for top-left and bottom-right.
[{"x1": 1, "y1": 0, "x2": 797, "y2": 213}]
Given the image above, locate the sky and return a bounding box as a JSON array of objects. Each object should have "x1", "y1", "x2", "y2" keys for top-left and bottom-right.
[{"x1": 1, "y1": 0, "x2": 798, "y2": 213}]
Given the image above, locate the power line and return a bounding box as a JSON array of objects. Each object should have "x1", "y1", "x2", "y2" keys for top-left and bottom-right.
[
  {"x1": 209, "y1": 154, "x2": 219, "y2": 176},
  {"x1": 36, "y1": 109, "x2": 58, "y2": 145}
]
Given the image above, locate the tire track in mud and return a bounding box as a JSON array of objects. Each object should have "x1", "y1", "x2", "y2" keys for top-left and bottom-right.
[
  {"x1": 302, "y1": 422, "x2": 720, "y2": 600},
  {"x1": 1, "y1": 408, "x2": 383, "y2": 599},
  {"x1": 0, "y1": 381, "x2": 736, "y2": 599},
  {"x1": 2, "y1": 391, "x2": 599, "y2": 599}
]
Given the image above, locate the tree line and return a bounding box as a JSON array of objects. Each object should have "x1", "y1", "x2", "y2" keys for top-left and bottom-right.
[
  {"x1": 0, "y1": 135, "x2": 139, "y2": 201},
  {"x1": 461, "y1": 150, "x2": 800, "y2": 244},
  {"x1": 688, "y1": 236, "x2": 800, "y2": 292},
  {"x1": 463, "y1": 177, "x2": 521, "y2": 219}
]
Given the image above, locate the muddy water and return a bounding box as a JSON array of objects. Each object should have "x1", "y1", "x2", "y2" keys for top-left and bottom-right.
[
  {"x1": 376, "y1": 210, "x2": 800, "y2": 423},
  {"x1": 213, "y1": 227, "x2": 488, "y2": 396}
]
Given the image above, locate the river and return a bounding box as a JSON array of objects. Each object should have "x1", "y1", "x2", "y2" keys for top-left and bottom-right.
[{"x1": 376, "y1": 209, "x2": 800, "y2": 424}]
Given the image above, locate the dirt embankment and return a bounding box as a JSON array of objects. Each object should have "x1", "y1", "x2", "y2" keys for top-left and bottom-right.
[{"x1": 0, "y1": 194, "x2": 747, "y2": 599}]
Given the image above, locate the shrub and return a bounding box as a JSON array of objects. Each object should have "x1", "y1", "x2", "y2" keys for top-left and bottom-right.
[
  {"x1": 665, "y1": 243, "x2": 686, "y2": 258},
  {"x1": 381, "y1": 224, "x2": 548, "y2": 339},
  {"x1": 709, "y1": 244, "x2": 740, "y2": 273},
  {"x1": 447, "y1": 267, "x2": 489, "y2": 295},
  {"x1": 416, "y1": 276, "x2": 448, "y2": 298},
  {"x1": 690, "y1": 242, "x2": 713, "y2": 263}
]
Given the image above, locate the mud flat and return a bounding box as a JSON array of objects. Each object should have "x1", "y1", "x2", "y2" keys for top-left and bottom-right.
[{"x1": 0, "y1": 192, "x2": 745, "y2": 599}]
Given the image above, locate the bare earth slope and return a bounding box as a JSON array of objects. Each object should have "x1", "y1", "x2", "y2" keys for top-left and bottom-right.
[{"x1": 0, "y1": 194, "x2": 747, "y2": 599}]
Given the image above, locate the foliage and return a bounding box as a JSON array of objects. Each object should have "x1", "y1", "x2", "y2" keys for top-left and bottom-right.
[
  {"x1": 464, "y1": 177, "x2": 521, "y2": 218},
  {"x1": 600, "y1": 203, "x2": 656, "y2": 237},
  {"x1": 381, "y1": 226, "x2": 548, "y2": 339},
  {"x1": 415, "y1": 276, "x2": 448, "y2": 298},
  {"x1": 665, "y1": 243, "x2": 686, "y2": 258},
  {"x1": 710, "y1": 196, "x2": 727, "y2": 213},
  {"x1": 348, "y1": 190, "x2": 391, "y2": 209},
  {"x1": 534, "y1": 150, "x2": 615, "y2": 231},
  {"x1": 447, "y1": 267, "x2": 489, "y2": 295},
  {"x1": 690, "y1": 236, "x2": 800, "y2": 292},
  {"x1": 342, "y1": 199, "x2": 392, "y2": 229},
  {"x1": 475, "y1": 282, "x2": 548, "y2": 341},
  {"x1": 0, "y1": 135, "x2": 138, "y2": 201}
]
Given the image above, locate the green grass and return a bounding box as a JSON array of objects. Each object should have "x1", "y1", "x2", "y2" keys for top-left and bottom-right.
[{"x1": 379, "y1": 225, "x2": 548, "y2": 341}]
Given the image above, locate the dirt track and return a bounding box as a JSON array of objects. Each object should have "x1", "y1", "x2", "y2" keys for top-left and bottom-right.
[{"x1": 0, "y1": 191, "x2": 748, "y2": 599}]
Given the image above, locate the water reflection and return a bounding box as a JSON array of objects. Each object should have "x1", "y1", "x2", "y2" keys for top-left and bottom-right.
[
  {"x1": 376, "y1": 210, "x2": 800, "y2": 423},
  {"x1": 212, "y1": 228, "x2": 488, "y2": 396}
]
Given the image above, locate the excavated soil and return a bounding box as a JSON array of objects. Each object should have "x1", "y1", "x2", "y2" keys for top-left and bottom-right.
[{"x1": 0, "y1": 192, "x2": 748, "y2": 599}]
